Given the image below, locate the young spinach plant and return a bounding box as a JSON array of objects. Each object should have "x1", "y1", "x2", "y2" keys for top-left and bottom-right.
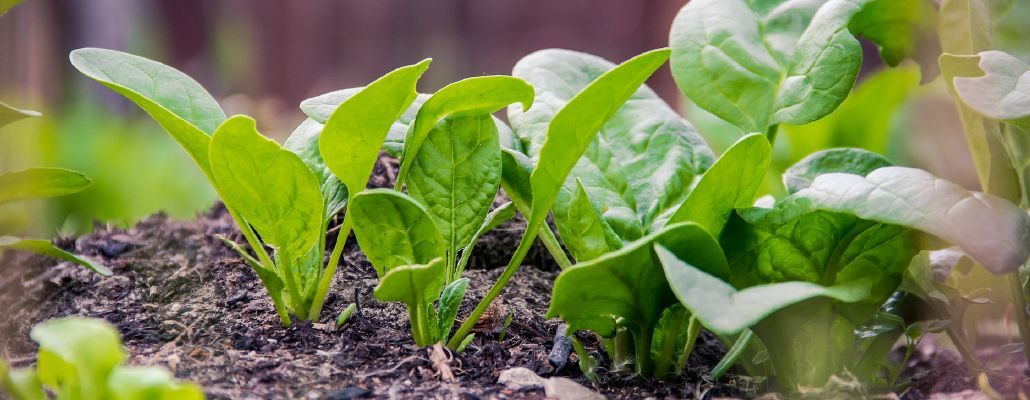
[
  {"x1": 0, "y1": 317, "x2": 203, "y2": 400},
  {"x1": 71, "y1": 48, "x2": 429, "y2": 325},
  {"x1": 343, "y1": 75, "x2": 532, "y2": 346}
]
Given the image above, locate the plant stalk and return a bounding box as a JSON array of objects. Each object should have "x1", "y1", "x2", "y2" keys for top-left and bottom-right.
[
  {"x1": 1007, "y1": 271, "x2": 1030, "y2": 365},
  {"x1": 765, "y1": 124, "x2": 779, "y2": 144},
  {"x1": 538, "y1": 225, "x2": 572, "y2": 269},
  {"x1": 308, "y1": 212, "x2": 353, "y2": 320},
  {"x1": 447, "y1": 222, "x2": 540, "y2": 348}
]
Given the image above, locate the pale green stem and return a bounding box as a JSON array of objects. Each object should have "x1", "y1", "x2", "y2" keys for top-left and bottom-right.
[
  {"x1": 538, "y1": 225, "x2": 572, "y2": 269},
  {"x1": 279, "y1": 252, "x2": 307, "y2": 320},
  {"x1": 308, "y1": 212, "x2": 353, "y2": 320}
]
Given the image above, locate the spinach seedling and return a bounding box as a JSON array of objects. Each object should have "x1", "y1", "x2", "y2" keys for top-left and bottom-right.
[
  {"x1": 448, "y1": 48, "x2": 675, "y2": 351},
  {"x1": 71, "y1": 48, "x2": 430, "y2": 325},
  {"x1": 656, "y1": 148, "x2": 1029, "y2": 391},
  {"x1": 0, "y1": 317, "x2": 203, "y2": 399}
]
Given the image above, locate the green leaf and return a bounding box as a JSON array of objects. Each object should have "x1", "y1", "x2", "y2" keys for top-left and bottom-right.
[
  {"x1": 499, "y1": 148, "x2": 535, "y2": 211},
  {"x1": 940, "y1": 53, "x2": 1021, "y2": 201},
  {"x1": 407, "y1": 114, "x2": 502, "y2": 269},
  {"x1": 938, "y1": 0, "x2": 992, "y2": 55},
  {"x1": 394, "y1": 76, "x2": 534, "y2": 189},
  {"x1": 373, "y1": 258, "x2": 447, "y2": 345},
  {"x1": 510, "y1": 49, "x2": 712, "y2": 243},
  {"x1": 284, "y1": 118, "x2": 349, "y2": 221},
  {"x1": 0, "y1": 0, "x2": 24, "y2": 15},
  {"x1": 349, "y1": 189, "x2": 445, "y2": 277},
  {"x1": 319, "y1": 60, "x2": 431, "y2": 200},
  {"x1": 555, "y1": 179, "x2": 622, "y2": 262},
  {"x1": 106, "y1": 367, "x2": 204, "y2": 400},
  {"x1": 782, "y1": 148, "x2": 892, "y2": 194},
  {"x1": 209, "y1": 116, "x2": 322, "y2": 260},
  {"x1": 31, "y1": 317, "x2": 126, "y2": 399},
  {"x1": 954, "y1": 51, "x2": 1030, "y2": 124},
  {"x1": 0, "y1": 236, "x2": 112, "y2": 276},
  {"x1": 668, "y1": 133, "x2": 771, "y2": 237},
  {"x1": 849, "y1": 0, "x2": 934, "y2": 66},
  {"x1": 526, "y1": 48, "x2": 672, "y2": 247},
  {"x1": 70, "y1": 48, "x2": 226, "y2": 178},
  {"x1": 436, "y1": 278, "x2": 470, "y2": 340},
  {"x1": 782, "y1": 64, "x2": 922, "y2": 160},
  {"x1": 787, "y1": 166, "x2": 1030, "y2": 274},
  {"x1": 656, "y1": 244, "x2": 869, "y2": 336},
  {"x1": 669, "y1": 0, "x2": 871, "y2": 132},
  {"x1": 547, "y1": 222, "x2": 728, "y2": 338},
  {"x1": 0, "y1": 102, "x2": 40, "y2": 128},
  {"x1": 0, "y1": 360, "x2": 44, "y2": 400},
  {"x1": 0, "y1": 168, "x2": 92, "y2": 205}
]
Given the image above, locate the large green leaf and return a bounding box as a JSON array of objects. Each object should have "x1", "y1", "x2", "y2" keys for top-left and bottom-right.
[
  {"x1": 669, "y1": 0, "x2": 872, "y2": 133},
  {"x1": 667, "y1": 133, "x2": 770, "y2": 237},
  {"x1": 319, "y1": 60, "x2": 430, "y2": 200},
  {"x1": 656, "y1": 245, "x2": 869, "y2": 336},
  {"x1": 407, "y1": 114, "x2": 502, "y2": 268},
  {"x1": 0, "y1": 168, "x2": 92, "y2": 205},
  {"x1": 395, "y1": 76, "x2": 534, "y2": 189},
  {"x1": 0, "y1": 102, "x2": 40, "y2": 128},
  {"x1": 547, "y1": 222, "x2": 728, "y2": 338},
  {"x1": 31, "y1": 317, "x2": 126, "y2": 400},
  {"x1": 954, "y1": 51, "x2": 1030, "y2": 124},
  {"x1": 776, "y1": 167, "x2": 1030, "y2": 274},
  {"x1": 0, "y1": 236, "x2": 112, "y2": 276},
  {"x1": 209, "y1": 116, "x2": 322, "y2": 260},
  {"x1": 348, "y1": 189, "x2": 445, "y2": 277},
  {"x1": 284, "y1": 119, "x2": 349, "y2": 222},
  {"x1": 106, "y1": 367, "x2": 204, "y2": 400},
  {"x1": 70, "y1": 48, "x2": 226, "y2": 177},
  {"x1": 510, "y1": 49, "x2": 712, "y2": 245},
  {"x1": 938, "y1": 0, "x2": 992, "y2": 55},
  {"x1": 782, "y1": 148, "x2": 892, "y2": 194},
  {"x1": 526, "y1": 48, "x2": 672, "y2": 247}
]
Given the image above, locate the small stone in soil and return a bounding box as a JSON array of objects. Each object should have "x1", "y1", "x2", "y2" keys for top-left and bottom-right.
[
  {"x1": 225, "y1": 291, "x2": 249, "y2": 307},
  {"x1": 99, "y1": 241, "x2": 132, "y2": 258},
  {"x1": 548, "y1": 323, "x2": 572, "y2": 372},
  {"x1": 326, "y1": 386, "x2": 372, "y2": 399}
]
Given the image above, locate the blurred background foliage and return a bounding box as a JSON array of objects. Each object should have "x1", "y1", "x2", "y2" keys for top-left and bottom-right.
[{"x1": 0, "y1": 0, "x2": 1024, "y2": 235}]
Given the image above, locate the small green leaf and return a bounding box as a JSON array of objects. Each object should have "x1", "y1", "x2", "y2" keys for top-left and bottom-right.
[
  {"x1": 31, "y1": 317, "x2": 126, "y2": 400},
  {"x1": 0, "y1": 236, "x2": 112, "y2": 276},
  {"x1": 789, "y1": 167, "x2": 1030, "y2": 273},
  {"x1": 0, "y1": 0, "x2": 24, "y2": 15},
  {"x1": 407, "y1": 114, "x2": 502, "y2": 269},
  {"x1": 954, "y1": 50, "x2": 1030, "y2": 124},
  {"x1": 556, "y1": 179, "x2": 621, "y2": 262},
  {"x1": 284, "y1": 118, "x2": 349, "y2": 221},
  {"x1": 395, "y1": 76, "x2": 534, "y2": 189},
  {"x1": 783, "y1": 148, "x2": 892, "y2": 194},
  {"x1": 454, "y1": 202, "x2": 516, "y2": 277},
  {"x1": 0, "y1": 168, "x2": 92, "y2": 205},
  {"x1": 373, "y1": 258, "x2": 447, "y2": 346},
  {"x1": 656, "y1": 245, "x2": 870, "y2": 336},
  {"x1": 0, "y1": 102, "x2": 40, "y2": 128},
  {"x1": 70, "y1": 48, "x2": 226, "y2": 178},
  {"x1": 349, "y1": 189, "x2": 445, "y2": 277},
  {"x1": 106, "y1": 367, "x2": 204, "y2": 400},
  {"x1": 0, "y1": 359, "x2": 44, "y2": 400},
  {"x1": 436, "y1": 278, "x2": 470, "y2": 340},
  {"x1": 320, "y1": 60, "x2": 431, "y2": 201},
  {"x1": 547, "y1": 222, "x2": 728, "y2": 337},
  {"x1": 670, "y1": 0, "x2": 871, "y2": 132},
  {"x1": 209, "y1": 116, "x2": 323, "y2": 261},
  {"x1": 668, "y1": 134, "x2": 771, "y2": 237}
]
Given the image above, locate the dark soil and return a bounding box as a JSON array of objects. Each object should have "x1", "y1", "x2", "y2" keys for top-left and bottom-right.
[{"x1": 0, "y1": 157, "x2": 1014, "y2": 399}]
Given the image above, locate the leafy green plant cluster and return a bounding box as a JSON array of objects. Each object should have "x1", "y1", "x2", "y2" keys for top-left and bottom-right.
[
  {"x1": 0, "y1": 317, "x2": 203, "y2": 400},
  {"x1": 62, "y1": 0, "x2": 1030, "y2": 395}
]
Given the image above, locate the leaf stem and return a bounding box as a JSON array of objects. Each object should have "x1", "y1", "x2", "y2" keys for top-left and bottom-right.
[
  {"x1": 707, "y1": 329, "x2": 753, "y2": 381},
  {"x1": 279, "y1": 252, "x2": 307, "y2": 320},
  {"x1": 308, "y1": 212, "x2": 353, "y2": 320},
  {"x1": 765, "y1": 124, "x2": 779, "y2": 144},
  {"x1": 447, "y1": 223, "x2": 540, "y2": 348},
  {"x1": 1006, "y1": 271, "x2": 1030, "y2": 365},
  {"x1": 538, "y1": 225, "x2": 572, "y2": 269}
]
